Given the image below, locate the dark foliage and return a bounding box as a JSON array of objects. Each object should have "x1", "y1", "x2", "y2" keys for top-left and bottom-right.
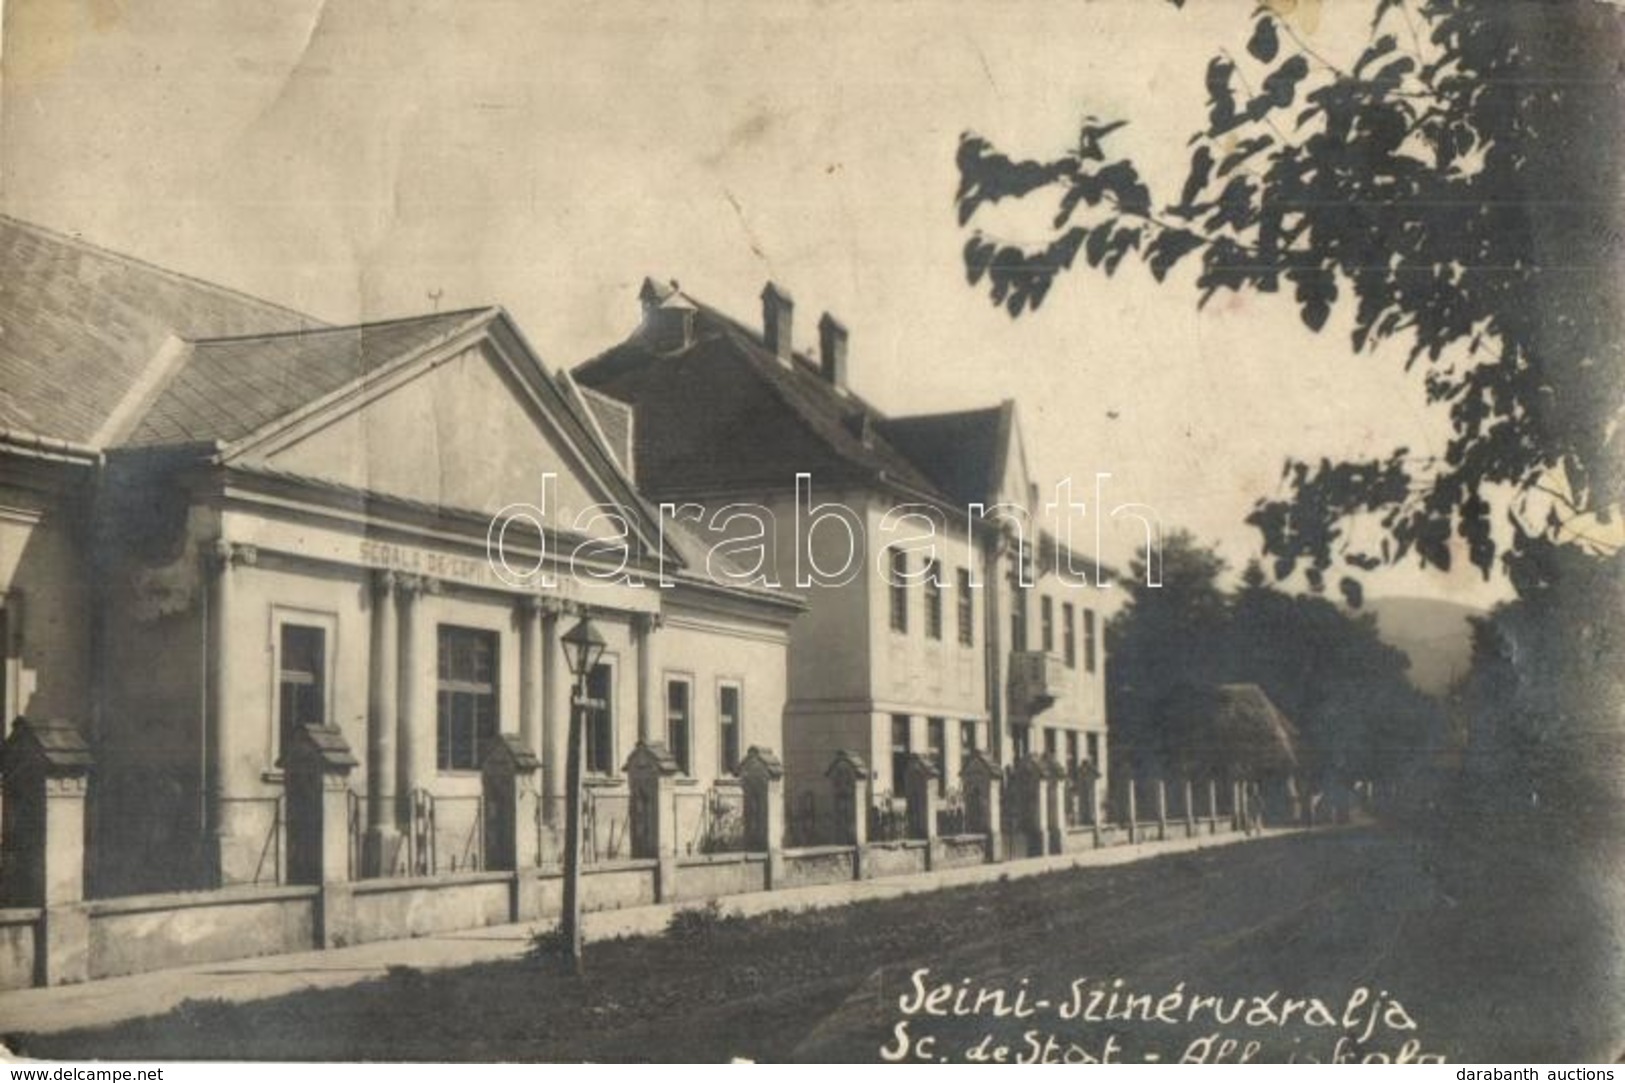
[
  {"x1": 955, "y1": 0, "x2": 1624, "y2": 595},
  {"x1": 1107, "y1": 532, "x2": 1446, "y2": 786}
]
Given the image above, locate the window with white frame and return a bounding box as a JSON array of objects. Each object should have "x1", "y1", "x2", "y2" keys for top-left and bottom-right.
[
  {"x1": 272, "y1": 610, "x2": 336, "y2": 768},
  {"x1": 956, "y1": 567, "x2": 974, "y2": 646},
  {"x1": 924, "y1": 559, "x2": 943, "y2": 640},
  {"x1": 666, "y1": 676, "x2": 692, "y2": 775},
  {"x1": 718, "y1": 681, "x2": 743, "y2": 776},
  {"x1": 437, "y1": 625, "x2": 499, "y2": 771},
  {"x1": 1062, "y1": 602, "x2": 1077, "y2": 668},
  {"x1": 584, "y1": 661, "x2": 615, "y2": 775},
  {"x1": 888, "y1": 548, "x2": 909, "y2": 634}
]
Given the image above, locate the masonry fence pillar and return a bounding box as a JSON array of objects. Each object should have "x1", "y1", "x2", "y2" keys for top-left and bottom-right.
[
  {"x1": 1208, "y1": 778, "x2": 1219, "y2": 834},
  {"x1": 1041, "y1": 755, "x2": 1066, "y2": 855},
  {"x1": 1126, "y1": 776, "x2": 1139, "y2": 843},
  {"x1": 1183, "y1": 778, "x2": 1196, "y2": 838},
  {"x1": 826, "y1": 750, "x2": 870, "y2": 880},
  {"x1": 281, "y1": 724, "x2": 360, "y2": 949},
  {"x1": 1, "y1": 718, "x2": 92, "y2": 986},
  {"x1": 902, "y1": 754, "x2": 943, "y2": 869},
  {"x1": 960, "y1": 750, "x2": 1003, "y2": 863},
  {"x1": 482, "y1": 734, "x2": 542, "y2": 923},
  {"x1": 1155, "y1": 778, "x2": 1169, "y2": 841},
  {"x1": 624, "y1": 742, "x2": 681, "y2": 902},
  {"x1": 1010, "y1": 755, "x2": 1049, "y2": 858},
  {"x1": 738, "y1": 747, "x2": 785, "y2": 889}
]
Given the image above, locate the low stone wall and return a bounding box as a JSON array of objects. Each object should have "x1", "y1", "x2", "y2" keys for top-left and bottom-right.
[
  {"x1": 0, "y1": 909, "x2": 40, "y2": 991},
  {"x1": 350, "y1": 873, "x2": 512, "y2": 945},
  {"x1": 1, "y1": 818, "x2": 1259, "y2": 990},
  {"x1": 867, "y1": 840, "x2": 929, "y2": 879},
  {"x1": 782, "y1": 845, "x2": 857, "y2": 889},
  {"x1": 671, "y1": 853, "x2": 768, "y2": 902},
  {"x1": 86, "y1": 886, "x2": 318, "y2": 980},
  {"x1": 937, "y1": 836, "x2": 989, "y2": 870},
  {"x1": 575, "y1": 860, "x2": 659, "y2": 912}
]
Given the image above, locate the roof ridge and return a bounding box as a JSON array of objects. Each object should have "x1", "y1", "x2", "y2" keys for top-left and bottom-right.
[
  {"x1": 881, "y1": 402, "x2": 1008, "y2": 427},
  {"x1": 183, "y1": 306, "x2": 494, "y2": 347},
  {"x1": 0, "y1": 213, "x2": 326, "y2": 327}
]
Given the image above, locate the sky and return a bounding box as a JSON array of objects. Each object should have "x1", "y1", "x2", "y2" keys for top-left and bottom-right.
[{"x1": 0, "y1": 0, "x2": 1515, "y2": 608}]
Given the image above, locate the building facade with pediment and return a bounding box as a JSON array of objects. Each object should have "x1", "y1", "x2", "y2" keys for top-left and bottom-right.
[{"x1": 0, "y1": 217, "x2": 801, "y2": 895}]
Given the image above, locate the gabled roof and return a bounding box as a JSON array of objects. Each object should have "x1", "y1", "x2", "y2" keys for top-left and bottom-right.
[
  {"x1": 874, "y1": 402, "x2": 1013, "y2": 508},
  {"x1": 0, "y1": 215, "x2": 321, "y2": 444},
  {"x1": 572, "y1": 285, "x2": 952, "y2": 505},
  {"x1": 120, "y1": 309, "x2": 491, "y2": 448}
]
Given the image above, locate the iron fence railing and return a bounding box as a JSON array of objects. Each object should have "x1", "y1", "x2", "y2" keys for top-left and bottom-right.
[
  {"x1": 219, "y1": 794, "x2": 284, "y2": 885},
  {"x1": 935, "y1": 788, "x2": 967, "y2": 837},
  {"x1": 583, "y1": 789, "x2": 630, "y2": 864},
  {"x1": 676, "y1": 785, "x2": 748, "y2": 856},
  {"x1": 869, "y1": 795, "x2": 910, "y2": 842}
]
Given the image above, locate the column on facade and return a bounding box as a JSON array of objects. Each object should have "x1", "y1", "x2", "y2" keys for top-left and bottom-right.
[
  {"x1": 365, "y1": 569, "x2": 400, "y2": 875},
  {"x1": 634, "y1": 612, "x2": 662, "y2": 745},
  {"x1": 540, "y1": 600, "x2": 565, "y2": 821},
  {"x1": 395, "y1": 576, "x2": 432, "y2": 840},
  {"x1": 517, "y1": 595, "x2": 543, "y2": 758},
  {"x1": 206, "y1": 540, "x2": 256, "y2": 886},
  {"x1": 981, "y1": 542, "x2": 1005, "y2": 766}
]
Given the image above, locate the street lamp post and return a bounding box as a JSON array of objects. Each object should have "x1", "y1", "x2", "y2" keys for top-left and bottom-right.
[{"x1": 560, "y1": 615, "x2": 606, "y2": 975}]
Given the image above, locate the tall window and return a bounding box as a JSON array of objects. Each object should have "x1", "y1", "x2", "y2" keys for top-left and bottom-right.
[
  {"x1": 1062, "y1": 602, "x2": 1077, "y2": 668},
  {"x1": 890, "y1": 714, "x2": 912, "y2": 794},
  {"x1": 1011, "y1": 723, "x2": 1031, "y2": 759},
  {"x1": 924, "y1": 559, "x2": 943, "y2": 640},
  {"x1": 278, "y1": 623, "x2": 327, "y2": 758},
  {"x1": 0, "y1": 605, "x2": 9, "y2": 722},
  {"x1": 1010, "y1": 586, "x2": 1028, "y2": 652},
  {"x1": 888, "y1": 548, "x2": 909, "y2": 634},
  {"x1": 956, "y1": 567, "x2": 974, "y2": 646},
  {"x1": 1040, "y1": 595, "x2": 1055, "y2": 654},
  {"x1": 960, "y1": 719, "x2": 978, "y2": 755},
  {"x1": 1084, "y1": 608, "x2": 1098, "y2": 673},
  {"x1": 1066, "y1": 731, "x2": 1080, "y2": 770},
  {"x1": 1086, "y1": 732, "x2": 1100, "y2": 768},
  {"x1": 437, "y1": 626, "x2": 498, "y2": 771},
  {"x1": 927, "y1": 718, "x2": 947, "y2": 795},
  {"x1": 666, "y1": 678, "x2": 692, "y2": 775},
  {"x1": 718, "y1": 682, "x2": 742, "y2": 775},
  {"x1": 1044, "y1": 727, "x2": 1059, "y2": 759},
  {"x1": 584, "y1": 662, "x2": 615, "y2": 775}
]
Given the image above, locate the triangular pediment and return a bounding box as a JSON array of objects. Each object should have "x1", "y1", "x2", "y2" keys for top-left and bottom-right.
[{"x1": 227, "y1": 315, "x2": 658, "y2": 552}]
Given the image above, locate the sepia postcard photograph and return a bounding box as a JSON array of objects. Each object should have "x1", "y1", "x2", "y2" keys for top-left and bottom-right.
[{"x1": 0, "y1": 0, "x2": 1621, "y2": 1066}]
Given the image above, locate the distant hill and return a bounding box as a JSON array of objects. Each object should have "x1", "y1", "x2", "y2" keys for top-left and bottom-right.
[{"x1": 1359, "y1": 596, "x2": 1486, "y2": 696}]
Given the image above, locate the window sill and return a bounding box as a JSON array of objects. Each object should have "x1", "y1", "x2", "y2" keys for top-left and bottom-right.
[{"x1": 261, "y1": 769, "x2": 285, "y2": 784}]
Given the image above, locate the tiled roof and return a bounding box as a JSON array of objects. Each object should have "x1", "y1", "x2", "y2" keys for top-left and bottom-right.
[
  {"x1": 875, "y1": 403, "x2": 1011, "y2": 507},
  {"x1": 573, "y1": 294, "x2": 952, "y2": 504},
  {"x1": 0, "y1": 215, "x2": 321, "y2": 443},
  {"x1": 122, "y1": 309, "x2": 492, "y2": 448}
]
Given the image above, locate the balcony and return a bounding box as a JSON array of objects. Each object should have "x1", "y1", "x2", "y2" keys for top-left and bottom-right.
[{"x1": 1008, "y1": 650, "x2": 1068, "y2": 717}]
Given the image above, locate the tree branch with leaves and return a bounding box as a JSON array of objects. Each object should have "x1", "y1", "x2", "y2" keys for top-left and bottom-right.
[{"x1": 956, "y1": 0, "x2": 1624, "y2": 601}]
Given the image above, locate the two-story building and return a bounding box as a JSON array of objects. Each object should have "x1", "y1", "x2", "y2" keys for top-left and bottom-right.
[{"x1": 574, "y1": 279, "x2": 1118, "y2": 839}]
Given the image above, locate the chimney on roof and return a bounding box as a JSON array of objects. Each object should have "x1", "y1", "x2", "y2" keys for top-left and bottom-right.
[
  {"x1": 639, "y1": 277, "x2": 695, "y2": 353},
  {"x1": 761, "y1": 282, "x2": 794, "y2": 362},
  {"x1": 818, "y1": 312, "x2": 848, "y2": 388}
]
